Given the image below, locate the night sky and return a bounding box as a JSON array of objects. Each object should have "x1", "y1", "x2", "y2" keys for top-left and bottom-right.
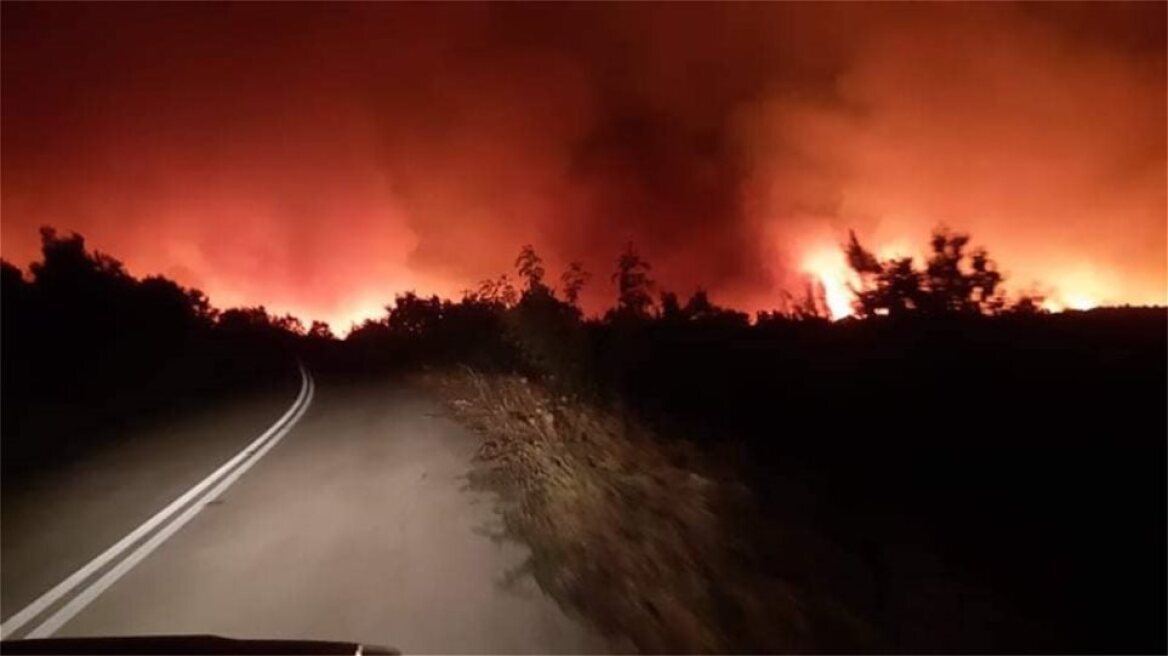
[{"x1": 3, "y1": 3, "x2": 1164, "y2": 328}]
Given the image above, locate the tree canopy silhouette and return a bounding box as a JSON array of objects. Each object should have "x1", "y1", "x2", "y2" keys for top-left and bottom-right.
[
  {"x1": 560, "y1": 261, "x2": 591, "y2": 307},
  {"x1": 515, "y1": 245, "x2": 548, "y2": 295},
  {"x1": 608, "y1": 243, "x2": 655, "y2": 321},
  {"x1": 846, "y1": 227, "x2": 1006, "y2": 317}
]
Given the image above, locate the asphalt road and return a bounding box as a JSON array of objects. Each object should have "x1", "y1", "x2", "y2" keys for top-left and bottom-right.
[{"x1": 1, "y1": 366, "x2": 600, "y2": 653}]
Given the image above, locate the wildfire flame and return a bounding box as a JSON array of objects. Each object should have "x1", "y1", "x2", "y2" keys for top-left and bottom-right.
[
  {"x1": 800, "y1": 239, "x2": 1125, "y2": 319},
  {"x1": 800, "y1": 247, "x2": 856, "y2": 320}
]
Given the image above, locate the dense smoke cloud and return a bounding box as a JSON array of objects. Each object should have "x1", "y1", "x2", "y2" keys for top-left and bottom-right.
[{"x1": 3, "y1": 3, "x2": 1164, "y2": 327}]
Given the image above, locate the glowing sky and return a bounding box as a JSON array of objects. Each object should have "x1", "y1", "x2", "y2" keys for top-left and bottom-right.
[{"x1": 3, "y1": 3, "x2": 1164, "y2": 329}]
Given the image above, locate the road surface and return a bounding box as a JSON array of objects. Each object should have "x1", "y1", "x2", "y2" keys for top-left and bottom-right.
[{"x1": 2, "y1": 366, "x2": 601, "y2": 653}]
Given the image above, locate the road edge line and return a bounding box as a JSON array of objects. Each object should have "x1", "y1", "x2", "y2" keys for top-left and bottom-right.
[
  {"x1": 26, "y1": 372, "x2": 315, "y2": 638},
  {"x1": 0, "y1": 364, "x2": 311, "y2": 639}
]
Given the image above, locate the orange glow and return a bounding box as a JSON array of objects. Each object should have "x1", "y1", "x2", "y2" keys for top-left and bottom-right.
[
  {"x1": 1036, "y1": 265, "x2": 1128, "y2": 312},
  {"x1": 1, "y1": 4, "x2": 1163, "y2": 326},
  {"x1": 797, "y1": 236, "x2": 1165, "y2": 317}
]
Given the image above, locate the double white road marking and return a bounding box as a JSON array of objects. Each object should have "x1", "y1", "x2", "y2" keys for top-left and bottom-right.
[{"x1": 1, "y1": 364, "x2": 315, "y2": 640}]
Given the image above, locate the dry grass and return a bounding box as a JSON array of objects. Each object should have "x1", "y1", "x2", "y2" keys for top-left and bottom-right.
[{"x1": 419, "y1": 368, "x2": 878, "y2": 654}]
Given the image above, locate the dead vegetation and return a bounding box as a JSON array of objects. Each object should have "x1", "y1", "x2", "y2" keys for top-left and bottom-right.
[{"x1": 420, "y1": 367, "x2": 878, "y2": 654}]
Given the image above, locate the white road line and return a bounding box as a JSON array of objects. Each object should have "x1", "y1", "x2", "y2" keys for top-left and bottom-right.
[
  {"x1": 0, "y1": 365, "x2": 313, "y2": 640},
  {"x1": 27, "y1": 373, "x2": 315, "y2": 638}
]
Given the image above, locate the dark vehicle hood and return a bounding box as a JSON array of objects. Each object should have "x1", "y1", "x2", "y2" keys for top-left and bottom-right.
[{"x1": 0, "y1": 634, "x2": 398, "y2": 655}]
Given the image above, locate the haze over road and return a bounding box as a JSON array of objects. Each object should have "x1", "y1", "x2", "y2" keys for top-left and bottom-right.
[{"x1": 2, "y1": 367, "x2": 599, "y2": 653}]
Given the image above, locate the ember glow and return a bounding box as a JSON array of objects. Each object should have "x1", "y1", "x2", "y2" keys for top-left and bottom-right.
[{"x1": 2, "y1": 3, "x2": 1164, "y2": 328}]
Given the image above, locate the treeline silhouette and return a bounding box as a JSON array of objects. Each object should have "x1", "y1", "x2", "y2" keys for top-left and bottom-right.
[
  {"x1": 1, "y1": 228, "x2": 308, "y2": 476},
  {"x1": 3, "y1": 226, "x2": 1164, "y2": 652},
  {"x1": 333, "y1": 230, "x2": 1164, "y2": 651}
]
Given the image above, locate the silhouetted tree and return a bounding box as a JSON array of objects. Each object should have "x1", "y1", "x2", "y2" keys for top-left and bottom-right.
[
  {"x1": 1, "y1": 261, "x2": 35, "y2": 385},
  {"x1": 846, "y1": 227, "x2": 1005, "y2": 317},
  {"x1": 660, "y1": 291, "x2": 684, "y2": 322},
  {"x1": 684, "y1": 289, "x2": 716, "y2": 320},
  {"x1": 387, "y1": 292, "x2": 446, "y2": 336},
  {"x1": 347, "y1": 316, "x2": 392, "y2": 343},
  {"x1": 514, "y1": 245, "x2": 562, "y2": 311},
  {"x1": 218, "y1": 306, "x2": 277, "y2": 332},
  {"x1": 792, "y1": 279, "x2": 831, "y2": 320},
  {"x1": 5, "y1": 226, "x2": 309, "y2": 462},
  {"x1": 274, "y1": 314, "x2": 306, "y2": 335},
  {"x1": 660, "y1": 288, "x2": 750, "y2": 326},
  {"x1": 921, "y1": 229, "x2": 1004, "y2": 314},
  {"x1": 505, "y1": 245, "x2": 589, "y2": 379},
  {"x1": 515, "y1": 245, "x2": 548, "y2": 295},
  {"x1": 560, "y1": 261, "x2": 591, "y2": 307},
  {"x1": 308, "y1": 320, "x2": 336, "y2": 340},
  {"x1": 1, "y1": 261, "x2": 30, "y2": 308},
  {"x1": 609, "y1": 243, "x2": 655, "y2": 320},
  {"x1": 474, "y1": 275, "x2": 519, "y2": 308},
  {"x1": 31, "y1": 227, "x2": 130, "y2": 292},
  {"x1": 1005, "y1": 294, "x2": 1047, "y2": 315}
]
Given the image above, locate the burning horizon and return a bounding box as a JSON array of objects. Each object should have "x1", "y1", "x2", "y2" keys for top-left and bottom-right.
[{"x1": 3, "y1": 3, "x2": 1164, "y2": 330}]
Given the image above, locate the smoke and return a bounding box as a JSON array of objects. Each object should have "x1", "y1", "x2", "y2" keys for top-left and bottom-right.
[
  {"x1": 737, "y1": 4, "x2": 1167, "y2": 309},
  {"x1": 2, "y1": 3, "x2": 1164, "y2": 327}
]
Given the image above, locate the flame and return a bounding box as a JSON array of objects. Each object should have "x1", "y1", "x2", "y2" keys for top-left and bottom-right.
[
  {"x1": 1038, "y1": 265, "x2": 1113, "y2": 312},
  {"x1": 339, "y1": 302, "x2": 397, "y2": 333},
  {"x1": 800, "y1": 240, "x2": 1141, "y2": 317},
  {"x1": 800, "y1": 247, "x2": 855, "y2": 320},
  {"x1": 1060, "y1": 295, "x2": 1098, "y2": 311}
]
